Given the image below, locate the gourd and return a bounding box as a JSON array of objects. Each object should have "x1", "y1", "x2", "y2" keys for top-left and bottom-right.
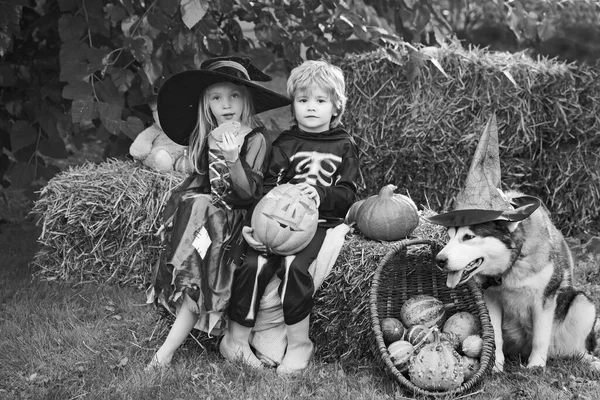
[
  {"x1": 251, "y1": 183, "x2": 319, "y2": 255},
  {"x1": 461, "y1": 355, "x2": 480, "y2": 381},
  {"x1": 174, "y1": 148, "x2": 194, "y2": 174},
  {"x1": 388, "y1": 340, "x2": 414, "y2": 372},
  {"x1": 442, "y1": 312, "x2": 481, "y2": 343},
  {"x1": 406, "y1": 324, "x2": 434, "y2": 351},
  {"x1": 381, "y1": 317, "x2": 406, "y2": 344},
  {"x1": 409, "y1": 329, "x2": 464, "y2": 391},
  {"x1": 400, "y1": 295, "x2": 446, "y2": 328},
  {"x1": 355, "y1": 184, "x2": 419, "y2": 241},
  {"x1": 441, "y1": 331, "x2": 461, "y2": 351},
  {"x1": 462, "y1": 335, "x2": 483, "y2": 358}
]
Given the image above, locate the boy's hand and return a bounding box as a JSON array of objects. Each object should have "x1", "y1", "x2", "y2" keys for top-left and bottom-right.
[
  {"x1": 296, "y1": 182, "x2": 320, "y2": 208},
  {"x1": 218, "y1": 131, "x2": 240, "y2": 163},
  {"x1": 242, "y1": 226, "x2": 268, "y2": 253}
]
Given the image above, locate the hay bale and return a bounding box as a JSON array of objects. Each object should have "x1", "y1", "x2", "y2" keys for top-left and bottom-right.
[
  {"x1": 32, "y1": 159, "x2": 449, "y2": 364},
  {"x1": 31, "y1": 159, "x2": 185, "y2": 286},
  {"x1": 340, "y1": 44, "x2": 600, "y2": 237},
  {"x1": 311, "y1": 209, "x2": 446, "y2": 365}
]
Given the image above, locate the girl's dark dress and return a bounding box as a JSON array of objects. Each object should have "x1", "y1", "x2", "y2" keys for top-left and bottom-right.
[{"x1": 147, "y1": 128, "x2": 266, "y2": 336}]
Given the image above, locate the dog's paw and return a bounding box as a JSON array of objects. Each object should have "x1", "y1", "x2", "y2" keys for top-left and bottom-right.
[
  {"x1": 492, "y1": 361, "x2": 504, "y2": 373},
  {"x1": 526, "y1": 358, "x2": 547, "y2": 369}
]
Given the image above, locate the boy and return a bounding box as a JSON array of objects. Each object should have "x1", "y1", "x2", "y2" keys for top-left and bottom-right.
[{"x1": 221, "y1": 60, "x2": 359, "y2": 374}]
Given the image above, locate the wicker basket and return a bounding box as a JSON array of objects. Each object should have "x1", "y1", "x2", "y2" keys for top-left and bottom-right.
[{"x1": 370, "y1": 238, "x2": 495, "y2": 397}]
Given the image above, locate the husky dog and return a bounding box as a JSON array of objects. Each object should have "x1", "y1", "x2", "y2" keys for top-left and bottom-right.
[{"x1": 434, "y1": 190, "x2": 599, "y2": 372}]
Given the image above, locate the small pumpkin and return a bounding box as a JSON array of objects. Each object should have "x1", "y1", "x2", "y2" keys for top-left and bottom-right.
[
  {"x1": 442, "y1": 312, "x2": 481, "y2": 343},
  {"x1": 355, "y1": 184, "x2": 419, "y2": 241},
  {"x1": 251, "y1": 183, "x2": 319, "y2": 255},
  {"x1": 388, "y1": 340, "x2": 414, "y2": 372},
  {"x1": 461, "y1": 335, "x2": 483, "y2": 358},
  {"x1": 381, "y1": 317, "x2": 406, "y2": 344},
  {"x1": 409, "y1": 329, "x2": 464, "y2": 391},
  {"x1": 400, "y1": 294, "x2": 446, "y2": 328}
]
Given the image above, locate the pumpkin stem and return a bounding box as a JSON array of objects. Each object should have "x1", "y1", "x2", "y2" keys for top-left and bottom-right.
[{"x1": 379, "y1": 184, "x2": 397, "y2": 197}]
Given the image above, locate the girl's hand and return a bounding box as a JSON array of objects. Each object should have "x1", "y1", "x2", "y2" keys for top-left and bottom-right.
[
  {"x1": 242, "y1": 226, "x2": 268, "y2": 253},
  {"x1": 218, "y1": 131, "x2": 240, "y2": 163},
  {"x1": 296, "y1": 182, "x2": 320, "y2": 208}
]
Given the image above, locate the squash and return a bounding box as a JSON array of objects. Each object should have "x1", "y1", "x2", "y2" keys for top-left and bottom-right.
[
  {"x1": 251, "y1": 183, "x2": 319, "y2": 255},
  {"x1": 381, "y1": 317, "x2": 406, "y2": 344},
  {"x1": 388, "y1": 340, "x2": 414, "y2": 372},
  {"x1": 441, "y1": 331, "x2": 461, "y2": 351},
  {"x1": 174, "y1": 148, "x2": 194, "y2": 174},
  {"x1": 400, "y1": 294, "x2": 446, "y2": 328},
  {"x1": 461, "y1": 355, "x2": 480, "y2": 381},
  {"x1": 442, "y1": 312, "x2": 481, "y2": 343},
  {"x1": 409, "y1": 329, "x2": 464, "y2": 391},
  {"x1": 461, "y1": 335, "x2": 483, "y2": 358},
  {"x1": 406, "y1": 324, "x2": 434, "y2": 351},
  {"x1": 355, "y1": 184, "x2": 419, "y2": 241}
]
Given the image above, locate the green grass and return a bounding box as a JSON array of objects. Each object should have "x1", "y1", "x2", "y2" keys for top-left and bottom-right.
[{"x1": 1, "y1": 219, "x2": 599, "y2": 400}]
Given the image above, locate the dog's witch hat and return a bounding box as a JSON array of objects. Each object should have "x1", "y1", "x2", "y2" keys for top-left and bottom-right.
[{"x1": 425, "y1": 114, "x2": 541, "y2": 227}]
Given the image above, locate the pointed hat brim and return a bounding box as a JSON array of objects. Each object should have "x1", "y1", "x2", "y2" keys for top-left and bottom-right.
[
  {"x1": 423, "y1": 195, "x2": 541, "y2": 226},
  {"x1": 426, "y1": 114, "x2": 541, "y2": 227}
]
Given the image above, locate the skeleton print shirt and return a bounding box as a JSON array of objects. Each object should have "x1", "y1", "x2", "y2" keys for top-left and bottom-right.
[{"x1": 264, "y1": 125, "x2": 359, "y2": 226}]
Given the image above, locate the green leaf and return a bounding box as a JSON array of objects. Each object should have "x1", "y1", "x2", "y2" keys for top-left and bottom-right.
[
  {"x1": 123, "y1": 36, "x2": 150, "y2": 62},
  {"x1": 97, "y1": 102, "x2": 123, "y2": 135},
  {"x1": 142, "y1": 58, "x2": 163, "y2": 86},
  {"x1": 180, "y1": 0, "x2": 209, "y2": 29},
  {"x1": 58, "y1": 0, "x2": 78, "y2": 12},
  {"x1": 105, "y1": 4, "x2": 128, "y2": 24},
  {"x1": 38, "y1": 109, "x2": 60, "y2": 139},
  {"x1": 148, "y1": 9, "x2": 170, "y2": 32},
  {"x1": 120, "y1": 117, "x2": 145, "y2": 140},
  {"x1": 58, "y1": 15, "x2": 86, "y2": 42},
  {"x1": 111, "y1": 68, "x2": 135, "y2": 93},
  {"x1": 59, "y1": 41, "x2": 90, "y2": 82},
  {"x1": 94, "y1": 77, "x2": 124, "y2": 107},
  {"x1": 8, "y1": 162, "x2": 36, "y2": 189},
  {"x1": 71, "y1": 99, "x2": 98, "y2": 124},
  {"x1": 0, "y1": 65, "x2": 16, "y2": 87},
  {"x1": 10, "y1": 121, "x2": 37, "y2": 153},
  {"x1": 0, "y1": 2, "x2": 22, "y2": 57},
  {"x1": 159, "y1": 0, "x2": 179, "y2": 16},
  {"x1": 62, "y1": 81, "x2": 93, "y2": 100},
  {"x1": 38, "y1": 139, "x2": 68, "y2": 159}
]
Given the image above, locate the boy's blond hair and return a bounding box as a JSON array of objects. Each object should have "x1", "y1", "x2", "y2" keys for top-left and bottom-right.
[{"x1": 286, "y1": 60, "x2": 347, "y2": 128}]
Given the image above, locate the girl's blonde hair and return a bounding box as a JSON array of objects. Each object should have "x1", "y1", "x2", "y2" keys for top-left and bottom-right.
[
  {"x1": 286, "y1": 60, "x2": 347, "y2": 128},
  {"x1": 188, "y1": 82, "x2": 256, "y2": 173}
]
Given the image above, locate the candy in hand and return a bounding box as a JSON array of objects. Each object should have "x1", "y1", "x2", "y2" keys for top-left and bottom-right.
[{"x1": 210, "y1": 121, "x2": 241, "y2": 142}]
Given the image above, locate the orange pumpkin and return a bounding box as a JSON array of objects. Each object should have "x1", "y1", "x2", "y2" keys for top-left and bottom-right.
[
  {"x1": 251, "y1": 183, "x2": 319, "y2": 255},
  {"x1": 355, "y1": 184, "x2": 419, "y2": 241},
  {"x1": 344, "y1": 199, "x2": 366, "y2": 225}
]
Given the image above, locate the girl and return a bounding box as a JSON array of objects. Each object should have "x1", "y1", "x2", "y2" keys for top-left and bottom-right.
[{"x1": 145, "y1": 57, "x2": 290, "y2": 370}]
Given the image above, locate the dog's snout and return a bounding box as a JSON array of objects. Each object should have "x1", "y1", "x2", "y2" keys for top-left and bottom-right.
[{"x1": 435, "y1": 255, "x2": 448, "y2": 270}]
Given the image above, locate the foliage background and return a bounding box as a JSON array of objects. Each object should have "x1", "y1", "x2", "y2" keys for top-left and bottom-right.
[{"x1": 1, "y1": 0, "x2": 599, "y2": 233}]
